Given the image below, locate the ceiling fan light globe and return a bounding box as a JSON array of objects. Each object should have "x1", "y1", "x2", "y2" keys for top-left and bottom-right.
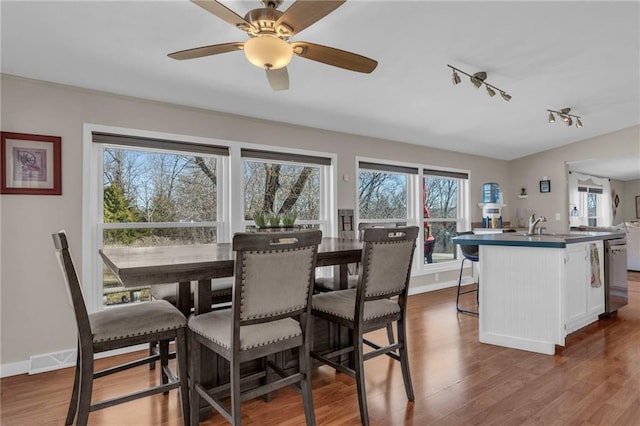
[{"x1": 244, "y1": 35, "x2": 292, "y2": 70}]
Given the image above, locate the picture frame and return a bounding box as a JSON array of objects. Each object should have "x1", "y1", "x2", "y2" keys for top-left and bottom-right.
[
  {"x1": 539, "y1": 179, "x2": 551, "y2": 193},
  {"x1": 636, "y1": 196, "x2": 640, "y2": 219},
  {"x1": 1, "y1": 132, "x2": 62, "y2": 195}
]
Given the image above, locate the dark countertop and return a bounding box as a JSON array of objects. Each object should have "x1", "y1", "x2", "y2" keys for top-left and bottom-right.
[{"x1": 452, "y1": 231, "x2": 626, "y2": 248}]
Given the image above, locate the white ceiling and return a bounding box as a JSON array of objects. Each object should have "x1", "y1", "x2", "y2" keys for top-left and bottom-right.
[{"x1": 2, "y1": 1, "x2": 639, "y2": 175}]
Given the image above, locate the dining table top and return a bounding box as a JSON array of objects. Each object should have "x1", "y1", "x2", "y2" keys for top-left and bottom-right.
[{"x1": 99, "y1": 237, "x2": 363, "y2": 288}]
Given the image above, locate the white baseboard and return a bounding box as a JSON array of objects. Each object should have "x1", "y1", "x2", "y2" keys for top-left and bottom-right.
[
  {"x1": 0, "y1": 360, "x2": 30, "y2": 378},
  {"x1": 1, "y1": 344, "x2": 149, "y2": 378}
]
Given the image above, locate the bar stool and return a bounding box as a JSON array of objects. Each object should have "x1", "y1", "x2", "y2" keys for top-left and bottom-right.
[{"x1": 456, "y1": 231, "x2": 479, "y2": 315}]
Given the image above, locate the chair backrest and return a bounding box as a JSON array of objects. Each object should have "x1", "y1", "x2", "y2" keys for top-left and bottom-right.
[
  {"x1": 455, "y1": 231, "x2": 479, "y2": 259},
  {"x1": 52, "y1": 231, "x2": 92, "y2": 344},
  {"x1": 357, "y1": 222, "x2": 400, "y2": 241},
  {"x1": 358, "y1": 226, "x2": 419, "y2": 301},
  {"x1": 232, "y1": 230, "x2": 322, "y2": 325}
]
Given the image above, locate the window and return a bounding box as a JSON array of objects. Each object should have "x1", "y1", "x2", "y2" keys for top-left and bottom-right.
[
  {"x1": 357, "y1": 161, "x2": 416, "y2": 223},
  {"x1": 357, "y1": 159, "x2": 469, "y2": 272},
  {"x1": 578, "y1": 185, "x2": 603, "y2": 227},
  {"x1": 241, "y1": 149, "x2": 331, "y2": 231},
  {"x1": 423, "y1": 169, "x2": 469, "y2": 264},
  {"x1": 94, "y1": 132, "x2": 227, "y2": 307}
]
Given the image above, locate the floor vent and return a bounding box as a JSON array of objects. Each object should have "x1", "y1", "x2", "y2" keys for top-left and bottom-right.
[{"x1": 29, "y1": 349, "x2": 77, "y2": 375}]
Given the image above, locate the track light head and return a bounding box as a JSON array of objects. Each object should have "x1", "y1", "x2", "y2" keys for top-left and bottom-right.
[
  {"x1": 452, "y1": 70, "x2": 461, "y2": 85},
  {"x1": 500, "y1": 92, "x2": 511, "y2": 102},
  {"x1": 576, "y1": 118, "x2": 583, "y2": 128},
  {"x1": 486, "y1": 86, "x2": 496, "y2": 97},
  {"x1": 566, "y1": 117, "x2": 573, "y2": 126},
  {"x1": 470, "y1": 71, "x2": 487, "y2": 88},
  {"x1": 548, "y1": 111, "x2": 555, "y2": 123}
]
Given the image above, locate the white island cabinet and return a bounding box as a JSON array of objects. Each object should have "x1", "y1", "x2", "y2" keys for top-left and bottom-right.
[{"x1": 453, "y1": 231, "x2": 620, "y2": 355}]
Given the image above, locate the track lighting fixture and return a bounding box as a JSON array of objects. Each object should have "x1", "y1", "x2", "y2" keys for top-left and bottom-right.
[
  {"x1": 447, "y1": 64, "x2": 512, "y2": 102},
  {"x1": 452, "y1": 69, "x2": 461, "y2": 85},
  {"x1": 546, "y1": 108, "x2": 583, "y2": 128}
]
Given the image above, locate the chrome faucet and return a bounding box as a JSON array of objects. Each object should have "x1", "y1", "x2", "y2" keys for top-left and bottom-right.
[{"x1": 528, "y1": 214, "x2": 547, "y2": 236}]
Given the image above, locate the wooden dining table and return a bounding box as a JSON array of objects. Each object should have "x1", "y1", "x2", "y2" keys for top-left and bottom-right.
[
  {"x1": 99, "y1": 236, "x2": 362, "y2": 419},
  {"x1": 99, "y1": 237, "x2": 362, "y2": 317}
]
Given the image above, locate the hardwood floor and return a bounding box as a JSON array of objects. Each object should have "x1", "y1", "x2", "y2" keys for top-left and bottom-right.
[{"x1": 2, "y1": 272, "x2": 640, "y2": 425}]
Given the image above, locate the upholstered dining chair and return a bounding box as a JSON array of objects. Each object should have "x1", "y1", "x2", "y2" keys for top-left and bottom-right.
[
  {"x1": 52, "y1": 231, "x2": 189, "y2": 426},
  {"x1": 188, "y1": 230, "x2": 322, "y2": 426},
  {"x1": 314, "y1": 222, "x2": 399, "y2": 292},
  {"x1": 455, "y1": 231, "x2": 480, "y2": 315},
  {"x1": 311, "y1": 226, "x2": 419, "y2": 426}
]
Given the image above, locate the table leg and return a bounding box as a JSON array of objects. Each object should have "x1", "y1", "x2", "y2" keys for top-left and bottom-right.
[{"x1": 175, "y1": 282, "x2": 191, "y2": 318}]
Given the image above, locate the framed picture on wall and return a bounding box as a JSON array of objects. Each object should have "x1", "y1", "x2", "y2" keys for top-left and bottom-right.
[
  {"x1": 636, "y1": 196, "x2": 640, "y2": 219},
  {"x1": 539, "y1": 179, "x2": 551, "y2": 193},
  {"x1": 1, "y1": 132, "x2": 62, "y2": 195}
]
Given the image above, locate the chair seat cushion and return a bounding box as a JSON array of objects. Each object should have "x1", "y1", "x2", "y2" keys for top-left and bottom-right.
[
  {"x1": 188, "y1": 310, "x2": 302, "y2": 351},
  {"x1": 315, "y1": 275, "x2": 359, "y2": 291},
  {"x1": 312, "y1": 289, "x2": 400, "y2": 321},
  {"x1": 90, "y1": 300, "x2": 186, "y2": 344}
]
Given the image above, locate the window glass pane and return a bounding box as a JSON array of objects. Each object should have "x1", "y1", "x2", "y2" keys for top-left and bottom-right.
[
  {"x1": 587, "y1": 193, "x2": 597, "y2": 218},
  {"x1": 103, "y1": 147, "x2": 218, "y2": 223},
  {"x1": 423, "y1": 176, "x2": 459, "y2": 264},
  {"x1": 102, "y1": 146, "x2": 219, "y2": 307},
  {"x1": 358, "y1": 171, "x2": 407, "y2": 219},
  {"x1": 243, "y1": 160, "x2": 320, "y2": 221}
]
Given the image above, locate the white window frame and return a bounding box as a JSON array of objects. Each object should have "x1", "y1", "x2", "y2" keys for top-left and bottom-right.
[
  {"x1": 354, "y1": 156, "x2": 470, "y2": 276},
  {"x1": 239, "y1": 149, "x2": 334, "y2": 235},
  {"x1": 420, "y1": 169, "x2": 470, "y2": 274}
]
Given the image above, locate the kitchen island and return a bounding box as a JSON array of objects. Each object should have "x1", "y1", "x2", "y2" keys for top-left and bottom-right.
[{"x1": 452, "y1": 231, "x2": 625, "y2": 355}]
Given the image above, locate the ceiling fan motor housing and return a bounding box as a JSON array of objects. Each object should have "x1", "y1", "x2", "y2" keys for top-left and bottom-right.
[{"x1": 244, "y1": 8, "x2": 289, "y2": 37}]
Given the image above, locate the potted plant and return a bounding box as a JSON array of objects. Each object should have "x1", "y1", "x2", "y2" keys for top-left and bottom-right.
[
  {"x1": 282, "y1": 213, "x2": 297, "y2": 228},
  {"x1": 254, "y1": 211, "x2": 267, "y2": 229},
  {"x1": 268, "y1": 214, "x2": 281, "y2": 228}
]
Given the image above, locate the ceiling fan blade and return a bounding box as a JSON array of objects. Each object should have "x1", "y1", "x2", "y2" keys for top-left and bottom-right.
[
  {"x1": 266, "y1": 68, "x2": 289, "y2": 91},
  {"x1": 291, "y1": 42, "x2": 378, "y2": 73},
  {"x1": 191, "y1": 0, "x2": 255, "y2": 32},
  {"x1": 276, "y1": 0, "x2": 345, "y2": 36},
  {"x1": 168, "y1": 42, "x2": 244, "y2": 60}
]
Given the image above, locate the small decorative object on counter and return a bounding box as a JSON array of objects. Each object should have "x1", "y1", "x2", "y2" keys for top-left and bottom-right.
[{"x1": 571, "y1": 206, "x2": 579, "y2": 217}]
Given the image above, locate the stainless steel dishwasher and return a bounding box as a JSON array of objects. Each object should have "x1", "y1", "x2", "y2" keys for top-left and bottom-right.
[{"x1": 601, "y1": 238, "x2": 628, "y2": 316}]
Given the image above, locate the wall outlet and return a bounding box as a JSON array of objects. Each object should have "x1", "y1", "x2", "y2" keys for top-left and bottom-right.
[{"x1": 555, "y1": 213, "x2": 561, "y2": 221}]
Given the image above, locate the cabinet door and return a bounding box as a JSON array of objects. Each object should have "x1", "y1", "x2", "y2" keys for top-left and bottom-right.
[
  {"x1": 564, "y1": 244, "x2": 589, "y2": 334},
  {"x1": 587, "y1": 241, "x2": 605, "y2": 317}
]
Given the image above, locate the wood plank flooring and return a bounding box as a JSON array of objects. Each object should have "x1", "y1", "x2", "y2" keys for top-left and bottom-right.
[{"x1": 2, "y1": 272, "x2": 640, "y2": 425}]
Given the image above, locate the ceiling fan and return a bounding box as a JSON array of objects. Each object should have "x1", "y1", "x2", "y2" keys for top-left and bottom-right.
[{"x1": 168, "y1": 0, "x2": 378, "y2": 90}]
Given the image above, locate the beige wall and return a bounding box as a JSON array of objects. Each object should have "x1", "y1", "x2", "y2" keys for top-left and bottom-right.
[
  {"x1": 506, "y1": 125, "x2": 640, "y2": 232},
  {"x1": 1, "y1": 75, "x2": 509, "y2": 367}
]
